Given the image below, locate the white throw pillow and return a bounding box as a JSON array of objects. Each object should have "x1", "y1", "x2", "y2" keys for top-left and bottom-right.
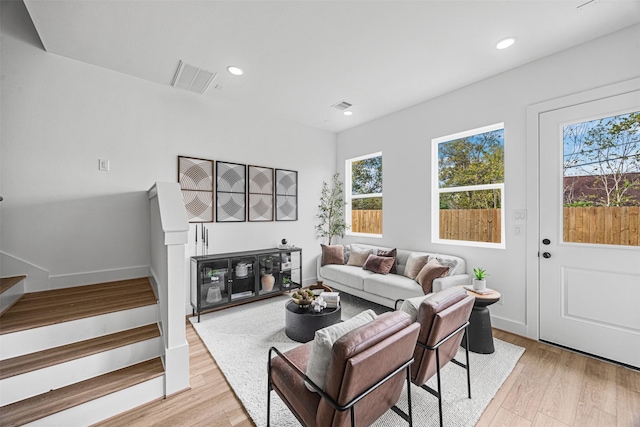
[
  {"x1": 399, "y1": 294, "x2": 433, "y2": 321},
  {"x1": 305, "y1": 309, "x2": 378, "y2": 392}
]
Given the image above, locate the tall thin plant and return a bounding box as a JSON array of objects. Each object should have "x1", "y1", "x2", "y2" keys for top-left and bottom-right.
[{"x1": 316, "y1": 172, "x2": 349, "y2": 245}]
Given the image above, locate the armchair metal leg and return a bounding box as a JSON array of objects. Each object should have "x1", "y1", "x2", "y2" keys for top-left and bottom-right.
[
  {"x1": 464, "y1": 326, "x2": 471, "y2": 399},
  {"x1": 435, "y1": 348, "x2": 444, "y2": 427},
  {"x1": 406, "y1": 365, "x2": 413, "y2": 427},
  {"x1": 267, "y1": 361, "x2": 272, "y2": 427}
]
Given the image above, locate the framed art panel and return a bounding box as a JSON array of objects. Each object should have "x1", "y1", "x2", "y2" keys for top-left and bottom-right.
[
  {"x1": 178, "y1": 156, "x2": 214, "y2": 223},
  {"x1": 248, "y1": 165, "x2": 274, "y2": 222},
  {"x1": 275, "y1": 169, "x2": 298, "y2": 221},
  {"x1": 216, "y1": 161, "x2": 246, "y2": 222}
]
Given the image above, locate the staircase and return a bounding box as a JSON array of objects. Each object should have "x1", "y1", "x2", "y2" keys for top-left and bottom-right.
[{"x1": 0, "y1": 276, "x2": 166, "y2": 426}]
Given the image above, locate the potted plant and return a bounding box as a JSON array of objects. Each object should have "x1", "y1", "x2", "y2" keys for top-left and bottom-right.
[
  {"x1": 473, "y1": 268, "x2": 488, "y2": 291},
  {"x1": 316, "y1": 172, "x2": 349, "y2": 245}
]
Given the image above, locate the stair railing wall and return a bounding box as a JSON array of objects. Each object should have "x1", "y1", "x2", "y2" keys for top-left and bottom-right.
[{"x1": 148, "y1": 182, "x2": 190, "y2": 396}]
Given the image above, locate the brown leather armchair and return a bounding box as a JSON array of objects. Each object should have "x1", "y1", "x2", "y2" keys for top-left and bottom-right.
[
  {"x1": 267, "y1": 311, "x2": 421, "y2": 427},
  {"x1": 410, "y1": 287, "x2": 475, "y2": 427}
]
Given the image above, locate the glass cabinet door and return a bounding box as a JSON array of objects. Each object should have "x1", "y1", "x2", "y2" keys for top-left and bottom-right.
[
  {"x1": 258, "y1": 253, "x2": 280, "y2": 295},
  {"x1": 199, "y1": 259, "x2": 229, "y2": 308},
  {"x1": 230, "y1": 256, "x2": 257, "y2": 300},
  {"x1": 280, "y1": 250, "x2": 301, "y2": 288}
]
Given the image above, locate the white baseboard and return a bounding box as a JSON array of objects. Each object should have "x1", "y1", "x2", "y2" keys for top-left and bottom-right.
[{"x1": 49, "y1": 266, "x2": 150, "y2": 290}]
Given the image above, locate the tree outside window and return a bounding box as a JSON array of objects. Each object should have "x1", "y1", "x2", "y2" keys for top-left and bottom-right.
[
  {"x1": 346, "y1": 152, "x2": 382, "y2": 236},
  {"x1": 432, "y1": 123, "x2": 505, "y2": 247}
]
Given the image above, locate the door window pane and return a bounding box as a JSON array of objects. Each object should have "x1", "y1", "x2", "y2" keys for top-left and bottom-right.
[{"x1": 563, "y1": 111, "x2": 640, "y2": 246}]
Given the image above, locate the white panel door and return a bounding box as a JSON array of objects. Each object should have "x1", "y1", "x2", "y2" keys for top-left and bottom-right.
[{"x1": 539, "y1": 90, "x2": 640, "y2": 368}]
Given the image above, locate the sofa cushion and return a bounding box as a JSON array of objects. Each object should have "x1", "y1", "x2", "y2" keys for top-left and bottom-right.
[
  {"x1": 346, "y1": 246, "x2": 373, "y2": 267},
  {"x1": 305, "y1": 309, "x2": 377, "y2": 392},
  {"x1": 363, "y1": 273, "x2": 424, "y2": 302},
  {"x1": 376, "y1": 248, "x2": 398, "y2": 274},
  {"x1": 363, "y1": 254, "x2": 395, "y2": 275},
  {"x1": 321, "y1": 244, "x2": 344, "y2": 266},
  {"x1": 404, "y1": 252, "x2": 430, "y2": 279},
  {"x1": 320, "y1": 264, "x2": 374, "y2": 291},
  {"x1": 415, "y1": 258, "x2": 450, "y2": 294}
]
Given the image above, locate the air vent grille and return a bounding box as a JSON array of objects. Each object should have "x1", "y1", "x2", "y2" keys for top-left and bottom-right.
[
  {"x1": 331, "y1": 100, "x2": 353, "y2": 110},
  {"x1": 172, "y1": 61, "x2": 217, "y2": 94}
]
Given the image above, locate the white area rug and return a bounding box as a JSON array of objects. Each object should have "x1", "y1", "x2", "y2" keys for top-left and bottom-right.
[{"x1": 190, "y1": 294, "x2": 524, "y2": 427}]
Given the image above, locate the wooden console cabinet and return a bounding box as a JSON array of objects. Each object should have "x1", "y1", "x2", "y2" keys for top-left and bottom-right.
[{"x1": 190, "y1": 247, "x2": 302, "y2": 321}]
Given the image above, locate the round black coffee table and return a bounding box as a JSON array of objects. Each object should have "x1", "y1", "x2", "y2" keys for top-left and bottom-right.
[
  {"x1": 464, "y1": 288, "x2": 501, "y2": 354},
  {"x1": 284, "y1": 300, "x2": 341, "y2": 343}
]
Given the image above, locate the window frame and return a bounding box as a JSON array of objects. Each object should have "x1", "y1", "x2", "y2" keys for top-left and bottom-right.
[
  {"x1": 345, "y1": 151, "x2": 383, "y2": 238},
  {"x1": 431, "y1": 123, "x2": 506, "y2": 249}
]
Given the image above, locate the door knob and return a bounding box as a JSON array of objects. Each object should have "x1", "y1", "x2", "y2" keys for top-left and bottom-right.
[
  {"x1": 542, "y1": 238, "x2": 550, "y2": 245},
  {"x1": 543, "y1": 252, "x2": 551, "y2": 258}
]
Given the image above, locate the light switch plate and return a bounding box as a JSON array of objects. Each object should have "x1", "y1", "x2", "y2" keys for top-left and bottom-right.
[{"x1": 99, "y1": 159, "x2": 110, "y2": 171}]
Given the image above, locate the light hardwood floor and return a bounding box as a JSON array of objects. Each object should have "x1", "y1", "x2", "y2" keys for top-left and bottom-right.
[{"x1": 99, "y1": 324, "x2": 640, "y2": 427}]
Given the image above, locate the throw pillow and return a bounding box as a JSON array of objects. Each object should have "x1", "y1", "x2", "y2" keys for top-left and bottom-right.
[
  {"x1": 415, "y1": 258, "x2": 450, "y2": 294},
  {"x1": 376, "y1": 248, "x2": 398, "y2": 274},
  {"x1": 346, "y1": 246, "x2": 373, "y2": 267},
  {"x1": 343, "y1": 244, "x2": 351, "y2": 264},
  {"x1": 435, "y1": 257, "x2": 458, "y2": 276},
  {"x1": 404, "y1": 252, "x2": 430, "y2": 280},
  {"x1": 399, "y1": 294, "x2": 434, "y2": 321},
  {"x1": 305, "y1": 309, "x2": 378, "y2": 392},
  {"x1": 321, "y1": 244, "x2": 344, "y2": 266},
  {"x1": 362, "y1": 254, "x2": 395, "y2": 275}
]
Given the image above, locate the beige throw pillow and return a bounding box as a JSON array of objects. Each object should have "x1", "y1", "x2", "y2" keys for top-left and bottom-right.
[
  {"x1": 346, "y1": 246, "x2": 373, "y2": 267},
  {"x1": 305, "y1": 309, "x2": 377, "y2": 392},
  {"x1": 404, "y1": 252, "x2": 430, "y2": 280}
]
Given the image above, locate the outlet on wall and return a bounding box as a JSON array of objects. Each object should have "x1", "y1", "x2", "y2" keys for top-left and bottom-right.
[{"x1": 99, "y1": 159, "x2": 110, "y2": 171}]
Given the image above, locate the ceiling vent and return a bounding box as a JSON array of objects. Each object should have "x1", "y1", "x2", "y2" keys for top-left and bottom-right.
[
  {"x1": 331, "y1": 100, "x2": 353, "y2": 111},
  {"x1": 171, "y1": 60, "x2": 217, "y2": 94}
]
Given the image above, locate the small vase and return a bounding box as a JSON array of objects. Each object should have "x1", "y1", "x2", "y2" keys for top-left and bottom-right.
[
  {"x1": 472, "y1": 279, "x2": 486, "y2": 291},
  {"x1": 261, "y1": 273, "x2": 275, "y2": 291}
]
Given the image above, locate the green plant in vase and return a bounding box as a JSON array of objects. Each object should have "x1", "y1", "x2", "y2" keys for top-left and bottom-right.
[{"x1": 472, "y1": 267, "x2": 488, "y2": 291}]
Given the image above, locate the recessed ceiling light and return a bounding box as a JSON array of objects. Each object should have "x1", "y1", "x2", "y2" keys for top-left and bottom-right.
[
  {"x1": 496, "y1": 37, "x2": 517, "y2": 50},
  {"x1": 343, "y1": 111, "x2": 353, "y2": 116},
  {"x1": 227, "y1": 66, "x2": 243, "y2": 76}
]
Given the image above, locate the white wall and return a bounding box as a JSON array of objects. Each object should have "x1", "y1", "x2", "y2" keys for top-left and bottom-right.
[
  {"x1": 0, "y1": 1, "x2": 336, "y2": 289},
  {"x1": 336, "y1": 24, "x2": 640, "y2": 338}
]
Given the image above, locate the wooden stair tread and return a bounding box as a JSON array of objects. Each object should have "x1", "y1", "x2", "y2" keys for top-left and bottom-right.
[
  {"x1": 0, "y1": 358, "x2": 164, "y2": 426},
  {"x1": 0, "y1": 278, "x2": 157, "y2": 335},
  {"x1": 0, "y1": 276, "x2": 26, "y2": 294},
  {"x1": 0, "y1": 324, "x2": 160, "y2": 380}
]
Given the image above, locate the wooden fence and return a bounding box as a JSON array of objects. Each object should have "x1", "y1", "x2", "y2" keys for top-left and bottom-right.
[
  {"x1": 351, "y1": 210, "x2": 382, "y2": 234},
  {"x1": 564, "y1": 206, "x2": 639, "y2": 246},
  {"x1": 440, "y1": 209, "x2": 501, "y2": 243},
  {"x1": 354, "y1": 207, "x2": 639, "y2": 246}
]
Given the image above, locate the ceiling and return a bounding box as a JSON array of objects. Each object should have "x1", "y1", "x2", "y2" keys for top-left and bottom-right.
[{"x1": 23, "y1": 0, "x2": 640, "y2": 133}]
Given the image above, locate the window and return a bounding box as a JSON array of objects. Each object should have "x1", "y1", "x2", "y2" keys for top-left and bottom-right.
[
  {"x1": 346, "y1": 152, "x2": 382, "y2": 236},
  {"x1": 432, "y1": 123, "x2": 505, "y2": 248}
]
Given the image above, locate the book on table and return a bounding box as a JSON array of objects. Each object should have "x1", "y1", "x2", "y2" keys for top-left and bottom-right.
[{"x1": 463, "y1": 285, "x2": 494, "y2": 295}]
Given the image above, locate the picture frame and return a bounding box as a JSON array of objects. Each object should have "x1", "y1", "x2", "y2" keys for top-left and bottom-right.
[
  {"x1": 275, "y1": 169, "x2": 298, "y2": 221},
  {"x1": 178, "y1": 156, "x2": 214, "y2": 223},
  {"x1": 216, "y1": 161, "x2": 246, "y2": 222},
  {"x1": 248, "y1": 165, "x2": 274, "y2": 222}
]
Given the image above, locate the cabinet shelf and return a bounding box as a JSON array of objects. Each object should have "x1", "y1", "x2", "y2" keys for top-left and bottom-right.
[{"x1": 191, "y1": 247, "x2": 302, "y2": 321}]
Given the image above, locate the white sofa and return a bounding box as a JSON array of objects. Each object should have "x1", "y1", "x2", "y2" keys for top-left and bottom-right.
[{"x1": 316, "y1": 243, "x2": 471, "y2": 308}]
